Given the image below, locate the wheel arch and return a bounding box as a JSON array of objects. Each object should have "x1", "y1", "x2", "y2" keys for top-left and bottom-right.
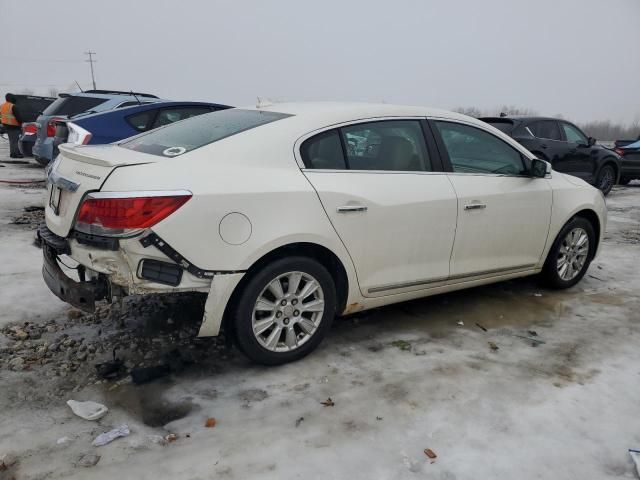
[
  {"x1": 220, "y1": 242, "x2": 351, "y2": 339},
  {"x1": 573, "y1": 208, "x2": 601, "y2": 258},
  {"x1": 597, "y1": 157, "x2": 620, "y2": 181}
]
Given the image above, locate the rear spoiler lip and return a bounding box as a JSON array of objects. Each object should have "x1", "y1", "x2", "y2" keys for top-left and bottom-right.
[{"x1": 58, "y1": 144, "x2": 155, "y2": 168}]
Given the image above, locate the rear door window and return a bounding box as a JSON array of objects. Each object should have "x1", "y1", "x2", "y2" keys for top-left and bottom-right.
[
  {"x1": 341, "y1": 120, "x2": 431, "y2": 171},
  {"x1": 529, "y1": 120, "x2": 562, "y2": 140},
  {"x1": 43, "y1": 96, "x2": 108, "y2": 116},
  {"x1": 300, "y1": 120, "x2": 431, "y2": 172},
  {"x1": 121, "y1": 109, "x2": 291, "y2": 157}
]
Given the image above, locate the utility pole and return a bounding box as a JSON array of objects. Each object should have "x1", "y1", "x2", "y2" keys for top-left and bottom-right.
[{"x1": 84, "y1": 51, "x2": 97, "y2": 90}]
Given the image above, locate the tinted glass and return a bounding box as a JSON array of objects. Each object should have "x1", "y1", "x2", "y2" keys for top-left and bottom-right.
[
  {"x1": 561, "y1": 123, "x2": 588, "y2": 144},
  {"x1": 126, "y1": 111, "x2": 154, "y2": 132},
  {"x1": 121, "y1": 109, "x2": 291, "y2": 157},
  {"x1": 530, "y1": 120, "x2": 561, "y2": 140},
  {"x1": 300, "y1": 130, "x2": 346, "y2": 169},
  {"x1": 43, "y1": 96, "x2": 108, "y2": 116},
  {"x1": 152, "y1": 107, "x2": 213, "y2": 128},
  {"x1": 483, "y1": 120, "x2": 514, "y2": 133},
  {"x1": 15, "y1": 97, "x2": 55, "y2": 121},
  {"x1": 341, "y1": 120, "x2": 430, "y2": 171},
  {"x1": 435, "y1": 121, "x2": 526, "y2": 175}
]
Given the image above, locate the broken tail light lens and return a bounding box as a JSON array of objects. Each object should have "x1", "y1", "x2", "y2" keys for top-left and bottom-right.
[
  {"x1": 613, "y1": 147, "x2": 626, "y2": 157},
  {"x1": 75, "y1": 191, "x2": 192, "y2": 237}
]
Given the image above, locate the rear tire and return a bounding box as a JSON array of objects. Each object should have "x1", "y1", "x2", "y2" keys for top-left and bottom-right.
[
  {"x1": 232, "y1": 256, "x2": 336, "y2": 365},
  {"x1": 596, "y1": 164, "x2": 616, "y2": 195},
  {"x1": 541, "y1": 217, "x2": 595, "y2": 289}
]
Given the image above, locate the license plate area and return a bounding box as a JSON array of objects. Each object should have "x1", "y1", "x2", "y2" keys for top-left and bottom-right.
[{"x1": 49, "y1": 186, "x2": 62, "y2": 215}]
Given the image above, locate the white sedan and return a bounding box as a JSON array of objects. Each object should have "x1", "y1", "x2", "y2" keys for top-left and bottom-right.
[{"x1": 40, "y1": 103, "x2": 607, "y2": 364}]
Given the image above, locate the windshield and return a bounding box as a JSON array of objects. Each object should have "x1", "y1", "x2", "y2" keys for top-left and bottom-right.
[
  {"x1": 43, "y1": 96, "x2": 108, "y2": 117},
  {"x1": 120, "y1": 109, "x2": 292, "y2": 157}
]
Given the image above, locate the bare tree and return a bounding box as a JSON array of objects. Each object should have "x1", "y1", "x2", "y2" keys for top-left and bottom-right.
[
  {"x1": 18, "y1": 87, "x2": 34, "y2": 95},
  {"x1": 48, "y1": 87, "x2": 60, "y2": 98}
]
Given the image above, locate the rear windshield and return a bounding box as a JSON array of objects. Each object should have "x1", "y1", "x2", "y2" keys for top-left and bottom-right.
[
  {"x1": 15, "y1": 96, "x2": 55, "y2": 121},
  {"x1": 482, "y1": 119, "x2": 515, "y2": 133},
  {"x1": 43, "y1": 96, "x2": 108, "y2": 117},
  {"x1": 120, "y1": 109, "x2": 292, "y2": 157}
]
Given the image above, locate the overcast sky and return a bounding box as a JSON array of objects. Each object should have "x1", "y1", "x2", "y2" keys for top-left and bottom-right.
[{"x1": 1, "y1": 0, "x2": 638, "y2": 124}]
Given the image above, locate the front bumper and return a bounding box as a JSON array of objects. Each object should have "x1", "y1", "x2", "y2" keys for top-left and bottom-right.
[{"x1": 39, "y1": 226, "x2": 108, "y2": 312}]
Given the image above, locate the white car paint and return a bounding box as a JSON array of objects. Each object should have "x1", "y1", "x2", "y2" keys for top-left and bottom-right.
[{"x1": 44, "y1": 102, "x2": 607, "y2": 340}]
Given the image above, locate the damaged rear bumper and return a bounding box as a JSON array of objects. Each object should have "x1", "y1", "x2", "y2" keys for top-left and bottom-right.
[{"x1": 39, "y1": 225, "x2": 108, "y2": 312}]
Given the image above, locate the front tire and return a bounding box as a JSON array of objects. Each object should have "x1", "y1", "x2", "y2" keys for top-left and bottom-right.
[
  {"x1": 596, "y1": 164, "x2": 616, "y2": 195},
  {"x1": 232, "y1": 257, "x2": 336, "y2": 365},
  {"x1": 541, "y1": 217, "x2": 595, "y2": 289}
]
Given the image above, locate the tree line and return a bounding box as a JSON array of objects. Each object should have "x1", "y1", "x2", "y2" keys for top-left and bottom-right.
[{"x1": 454, "y1": 106, "x2": 640, "y2": 141}]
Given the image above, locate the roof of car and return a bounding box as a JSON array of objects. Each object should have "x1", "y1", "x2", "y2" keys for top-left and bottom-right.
[
  {"x1": 70, "y1": 101, "x2": 231, "y2": 122},
  {"x1": 480, "y1": 116, "x2": 570, "y2": 123},
  {"x1": 245, "y1": 101, "x2": 481, "y2": 128}
]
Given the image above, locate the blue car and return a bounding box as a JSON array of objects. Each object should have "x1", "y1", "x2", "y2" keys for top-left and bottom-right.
[
  {"x1": 53, "y1": 100, "x2": 231, "y2": 154},
  {"x1": 33, "y1": 90, "x2": 163, "y2": 165},
  {"x1": 614, "y1": 138, "x2": 640, "y2": 184}
]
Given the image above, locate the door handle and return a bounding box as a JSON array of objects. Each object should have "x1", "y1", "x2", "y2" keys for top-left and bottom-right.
[
  {"x1": 464, "y1": 203, "x2": 487, "y2": 211},
  {"x1": 336, "y1": 205, "x2": 368, "y2": 213}
]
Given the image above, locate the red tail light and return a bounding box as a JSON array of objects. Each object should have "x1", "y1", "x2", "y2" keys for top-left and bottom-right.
[
  {"x1": 613, "y1": 147, "x2": 625, "y2": 157},
  {"x1": 23, "y1": 123, "x2": 37, "y2": 135},
  {"x1": 75, "y1": 191, "x2": 192, "y2": 237},
  {"x1": 47, "y1": 117, "x2": 64, "y2": 137}
]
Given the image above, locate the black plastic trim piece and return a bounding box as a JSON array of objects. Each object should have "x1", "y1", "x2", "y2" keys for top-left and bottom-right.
[
  {"x1": 138, "y1": 259, "x2": 183, "y2": 286},
  {"x1": 73, "y1": 231, "x2": 119, "y2": 251},
  {"x1": 37, "y1": 224, "x2": 71, "y2": 255},
  {"x1": 139, "y1": 232, "x2": 216, "y2": 279}
]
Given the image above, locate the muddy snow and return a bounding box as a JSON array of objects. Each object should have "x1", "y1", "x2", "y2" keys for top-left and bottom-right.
[{"x1": 0, "y1": 141, "x2": 639, "y2": 479}]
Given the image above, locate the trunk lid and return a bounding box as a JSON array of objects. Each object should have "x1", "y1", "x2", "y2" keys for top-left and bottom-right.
[{"x1": 45, "y1": 144, "x2": 156, "y2": 237}]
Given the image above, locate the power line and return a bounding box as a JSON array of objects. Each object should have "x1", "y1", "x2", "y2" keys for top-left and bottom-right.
[{"x1": 85, "y1": 51, "x2": 97, "y2": 90}]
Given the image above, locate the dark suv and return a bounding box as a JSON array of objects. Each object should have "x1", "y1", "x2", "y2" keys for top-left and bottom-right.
[{"x1": 480, "y1": 116, "x2": 621, "y2": 195}]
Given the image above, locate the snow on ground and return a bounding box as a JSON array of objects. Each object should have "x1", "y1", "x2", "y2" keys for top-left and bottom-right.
[{"x1": 0, "y1": 139, "x2": 639, "y2": 479}]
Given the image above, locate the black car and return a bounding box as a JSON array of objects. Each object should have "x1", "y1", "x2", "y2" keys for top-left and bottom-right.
[
  {"x1": 12, "y1": 95, "x2": 57, "y2": 156},
  {"x1": 480, "y1": 116, "x2": 621, "y2": 195},
  {"x1": 614, "y1": 139, "x2": 640, "y2": 184}
]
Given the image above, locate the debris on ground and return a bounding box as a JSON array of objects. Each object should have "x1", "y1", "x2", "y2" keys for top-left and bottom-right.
[
  {"x1": 95, "y1": 348, "x2": 126, "y2": 380},
  {"x1": 534, "y1": 293, "x2": 543, "y2": 297},
  {"x1": 629, "y1": 449, "x2": 640, "y2": 477},
  {"x1": 321, "y1": 397, "x2": 335, "y2": 407},
  {"x1": 390, "y1": 340, "x2": 411, "y2": 351},
  {"x1": 527, "y1": 330, "x2": 538, "y2": 337},
  {"x1": 165, "y1": 433, "x2": 178, "y2": 443},
  {"x1": 476, "y1": 323, "x2": 488, "y2": 332},
  {"x1": 424, "y1": 448, "x2": 437, "y2": 460},
  {"x1": 457, "y1": 321, "x2": 464, "y2": 326},
  {"x1": 376, "y1": 416, "x2": 383, "y2": 421},
  {"x1": 76, "y1": 453, "x2": 100, "y2": 468},
  {"x1": 11, "y1": 205, "x2": 44, "y2": 228},
  {"x1": 67, "y1": 400, "x2": 108, "y2": 421},
  {"x1": 295, "y1": 417, "x2": 304, "y2": 427},
  {"x1": 513, "y1": 334, "x2": 546, "y2": 346},
  {"x1": 92, "y1": 424, "x2": 130, "y2": 447},
  {"x1": 56, "y1": 436, "x2": 71, "y2": 445},
  {"x1": 488, "y1": 341, "x2": 499, "y2": 351},
  {"x1": 147, "y1": 435, "x2": 167, "y2": 446},
  {"x1": 588, "y1": 274, "x2": 605, "y2": 281},
  {"x1": 205, "y1": 417, "x2": 217, "y2": 428}
]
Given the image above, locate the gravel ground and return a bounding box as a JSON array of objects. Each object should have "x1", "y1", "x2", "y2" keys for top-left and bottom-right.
[{"x1": 0, "y1": 141, "x2": 639, "y2": 480}]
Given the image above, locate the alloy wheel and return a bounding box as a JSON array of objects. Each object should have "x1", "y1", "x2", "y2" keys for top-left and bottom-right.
[
  {"x1": 556, "y1": 227, "x2": 589, "y2": 281},
  {"x1": 599, "y1": 167, "x2": 614, "y2": 192},
  {"x1": 251, "y1": 271, "x2": 325, "y2": 352}
]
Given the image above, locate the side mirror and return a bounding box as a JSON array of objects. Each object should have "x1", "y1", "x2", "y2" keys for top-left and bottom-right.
[
  {"x1": 531, "y1": 158, "x2": 551, "y2": 178},
  {"x1": 588, "y1": 137, "x2": 596, "y2": 147}
]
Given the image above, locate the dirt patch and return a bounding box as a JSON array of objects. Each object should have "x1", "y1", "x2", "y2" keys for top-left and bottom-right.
[{"x1": 11, "y1": 205, "x2": 44, "y2": 229}]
